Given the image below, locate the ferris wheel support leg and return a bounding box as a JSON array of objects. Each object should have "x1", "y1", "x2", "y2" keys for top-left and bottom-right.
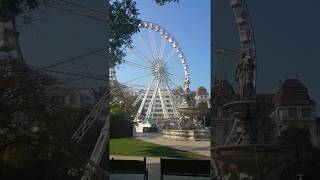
[
  {"x1": 145, "y1": 81, "x2": 160, "y2": 121},
  {"x1": 136, "y1": 78, "x2": 155, "y2": 121},
  {"x1": 158, "y1": 82, "x2": 169, "y2": 119},
  {"x1": 164, "y1": 79, "x2": 179, "y2": 118},
  {"x1": 81, "y1": 113, "x2": 110, "y2": 180},
  {"x1": 133, "y1": 92, "x2": 144, "y2": 107}
]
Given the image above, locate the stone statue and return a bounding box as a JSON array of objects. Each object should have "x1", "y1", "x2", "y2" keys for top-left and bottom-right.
[{"x1": 235, "y1": 53, "x2": 256, "y2": 100}]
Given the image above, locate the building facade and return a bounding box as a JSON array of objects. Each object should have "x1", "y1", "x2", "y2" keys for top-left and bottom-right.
[
  {"x1": 270, "y1": 79, "x2": 318, "y2": 145},
  {"x1": 213, "y1": 78, "x2": 319, "y2": 147},
  {"x1": 195, "y1": 86, "x2": 210, "y2": 108},
  {"x1": 48, "y1": 86, "x2": 100, "y2": 109}
]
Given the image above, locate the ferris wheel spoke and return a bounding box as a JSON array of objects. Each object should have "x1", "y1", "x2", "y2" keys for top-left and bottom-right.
[
  {"x1": 120, "y1": 73, "x2": 153, "y2": 85},
  {"x1": 138, "y1": 34, "x2": 153, "y2": 60},
  {"x1": 130, "y1": 46, "x2": 155, "y2": 66},
  {"x1": 168, "y1": 72, "x2": 184, "y2": 80},
  {"x1": 164, "y1": 48, "x2": 176, "y2": 65},
  {"x1": 122, "y1": 21, "x2": 191, "y2": 121},
  {"x1": 166, "y1": 76, "x2": 182, "y2": 90},
  {"x1": 159, "y1": 36, "x2": 166, "y2": 60},
  {"x1": 148, "y1": 29, "x2": 158, "y2": 59},
  {"x1": 124, "y1": 59, "x2": 152, "y2": 70},
  {"x1": 122, "y1": 83, "x2": 147, "y2": 89}
]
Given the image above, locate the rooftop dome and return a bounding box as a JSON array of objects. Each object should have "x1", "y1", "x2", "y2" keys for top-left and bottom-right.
[
  {"x1": 196, "y1": 86, "x2": 209, "y2": 96},
  {"x1": 273, "y1": 79, "x2": 315, "y2": 106}
]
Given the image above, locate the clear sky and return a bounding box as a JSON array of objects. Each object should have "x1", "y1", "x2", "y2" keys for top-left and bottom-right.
[
  {"x1": 18, "y1": 0, "x2": 320, "y2": 112},
  {"x1": 19, "y1": 0, "x2": 211, "y2": 92},
  {"x1": 116, "y1": 0, "x2": 211, "y2": 91}
]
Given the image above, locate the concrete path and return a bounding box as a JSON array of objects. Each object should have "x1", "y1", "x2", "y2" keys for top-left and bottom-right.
[
  {"x1": 110, "y1": 155, "x2": 210, "y2": 180},
  {"x1": 135, "y1": 133, "x2": 210, "y2": 157},
  {"x1": 110, "y1": 133, "x2": 211, "y2": 180}
]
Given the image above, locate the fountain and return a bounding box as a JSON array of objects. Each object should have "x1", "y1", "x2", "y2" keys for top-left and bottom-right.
[{"x1": 162, "y1": 88, "x2": 210, "y2": 140}]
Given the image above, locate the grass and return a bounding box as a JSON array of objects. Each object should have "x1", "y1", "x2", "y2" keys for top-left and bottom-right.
[{"x1": 110, "y1": 138, "x2": 207, "y2": 159}]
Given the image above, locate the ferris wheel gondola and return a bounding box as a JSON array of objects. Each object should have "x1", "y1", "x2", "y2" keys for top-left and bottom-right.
[{"x1": 115, "y1": 21, "x2": 191, "y2": 123}]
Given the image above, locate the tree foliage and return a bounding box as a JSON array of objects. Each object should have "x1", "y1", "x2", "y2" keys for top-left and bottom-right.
[
  {"x1": 110, "y1": 0, "x2": 141, "y2": 66},
  {"x1": 0, "y1": 0, "x2": 39, "y2": 20},
  {"x1": 0, "y1": 0, "x2": 178, "y2": 66},
  {"x1": 0, "y1": 0, "x2": 179, "y2": 178},
  {"x1": 278, "y1": 126, "x2": 320, "y2": 179},
  {"x1": 153, "y1": 0, "x2": 179, "y2": 6}
]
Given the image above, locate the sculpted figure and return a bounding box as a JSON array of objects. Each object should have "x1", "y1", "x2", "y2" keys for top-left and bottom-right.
[{"x1": 235, "y1": 53, "x2": 255, "y2": 100}]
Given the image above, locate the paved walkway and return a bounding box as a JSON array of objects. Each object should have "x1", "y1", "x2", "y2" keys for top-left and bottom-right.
[
  {"x1": 110, "y1": 155, "x2": 209, "y2": 180},
  {"x1": 110, "y1": 133, "x2": 211, "y2": 180}
]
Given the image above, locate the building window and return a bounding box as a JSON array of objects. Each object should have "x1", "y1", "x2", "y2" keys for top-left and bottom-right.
[
  {"x1": 301, "y1": 108, "x2": 311, "y2": 118},
  {"x1": 288, "y1": 108, "x2": 297, "y2": 117}
]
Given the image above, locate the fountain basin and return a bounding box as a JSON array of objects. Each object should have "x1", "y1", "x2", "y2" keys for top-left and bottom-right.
[
  {"x1": 163, "y1": 129, "x2": 210, "y2": 141},
  {"x1": 213, "y1": 144, "x2": 285, "y2": 177}
]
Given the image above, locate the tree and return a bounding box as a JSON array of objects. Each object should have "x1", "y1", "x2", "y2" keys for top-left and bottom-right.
[
  {"x1": 194, "y1": 102, "x2": 210, "y2": 128},
  {"x1": 278, "y1": 126, "x2": 320, "y2": 180},
  {"x1": 153, "y1": 0, "x2": 179, "y2": 6},
  {"x1": 0, "y1": 0, "x2": 180, "y2": 178},
  {"x1": 0, "y1": 0, "x2": 39, "y2": 21},
  {"x1": 0, "y1": 0, "x2": 178, "y2": 67},
  {"x1": 278, "y1": 125, "x2": 313, "y2": 153}
]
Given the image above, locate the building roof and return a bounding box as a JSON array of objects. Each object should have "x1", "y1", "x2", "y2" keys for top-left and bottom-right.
[
  {"x1": 212, "y1": 79, "x2": 238, "y2": 105},
  {"x1": 273, "y1": 79, "x2": 315, "y2": 107},
  {"x1": 196, "y1": 86, "x2": 209, "y2": 96}
]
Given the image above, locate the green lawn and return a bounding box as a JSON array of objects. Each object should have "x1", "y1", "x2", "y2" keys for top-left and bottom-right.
[{"x1": 110, "y1": 138, "x2": 207, "y2": 159}]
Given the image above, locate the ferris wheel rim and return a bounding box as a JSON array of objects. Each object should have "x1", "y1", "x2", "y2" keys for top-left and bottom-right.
[{"x1": 138, "y1": 20, "x2": 191, "y2": 92}]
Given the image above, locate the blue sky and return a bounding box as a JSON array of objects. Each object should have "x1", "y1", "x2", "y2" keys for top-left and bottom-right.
[
  {"x1": 117, "y1": 0, "x2": 211, "y2": 91},
  {"x1": 18, "y1": 0, "x2": 320, "y2": 112},
  {"x1": 20, "y1": 0, "x2": 210, "y2": 92}
]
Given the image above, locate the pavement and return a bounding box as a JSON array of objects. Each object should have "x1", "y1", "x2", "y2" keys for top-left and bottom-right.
[
  {"x1": 110, "y1": 133, "x2": 211, "y2": 180},
  {"x1": 110, "y1": 155, "x2": 210, "y2": 180}
]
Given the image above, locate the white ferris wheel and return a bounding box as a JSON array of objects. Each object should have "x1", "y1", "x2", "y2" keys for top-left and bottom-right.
[{"x1": 115, "y1": 21, "x2": 191, "y2": 123}]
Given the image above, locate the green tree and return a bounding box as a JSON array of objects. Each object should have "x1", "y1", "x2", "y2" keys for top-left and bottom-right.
[
  {"x1": 0, "y1": 0, "x2": 178, "y2": 66},
  {"x1": 195, "y1": 102, "x2": 210, "y2": 127},
  {"x1": 0, "y1": 0, "x2": 179, "y2": 179},
  {"x1": 278, "y1": 126, "x2": 320, "y2": 180}
]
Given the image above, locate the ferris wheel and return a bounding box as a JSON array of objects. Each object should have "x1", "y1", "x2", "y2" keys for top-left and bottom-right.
[{"x1": 115, "y1": 21, "x2": 191, "y2": 122}]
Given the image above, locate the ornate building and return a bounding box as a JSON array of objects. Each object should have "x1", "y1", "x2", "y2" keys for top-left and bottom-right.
[
  {"x1": 195, "y1": 86, "x2": 210, "y2": 107},
  {"x1": 270, "y1": 79, "x2": 318, "y2": 145},
  {"x1": 213, "y1": 78, "x2": 319, "y2": 147}
]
